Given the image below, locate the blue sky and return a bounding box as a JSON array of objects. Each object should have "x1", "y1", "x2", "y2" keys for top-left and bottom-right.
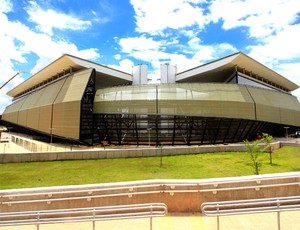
[{"x1": 1, "y1": 0, "x2": 300, "y2": 113}]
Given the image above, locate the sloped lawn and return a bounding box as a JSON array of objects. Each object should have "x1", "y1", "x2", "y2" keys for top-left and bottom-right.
[{"x1": 0, "y1": 146, "x2": 299, "y2": 189}]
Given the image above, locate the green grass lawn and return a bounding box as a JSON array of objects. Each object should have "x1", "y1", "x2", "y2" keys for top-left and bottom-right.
[{"x1": 0, "y1": 146, "x2": 299, "y2": 190}]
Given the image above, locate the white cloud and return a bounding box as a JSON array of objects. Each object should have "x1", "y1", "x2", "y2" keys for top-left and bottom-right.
[
  {"x1": 208, "y1": 0, "x2": 300, "y2": 98},
  {"x1": 193, "y1": 44, "x2": 237, "y2": 62},
  {"x1": 0, "y1": 72, "x2": 25, "y2": 115},
  {"x1": 0, "y1": 1, "x2": 100, "y2": 73},
  {"x1": 118, "y1": 34, "x2": 238, "y2": 75},
  {"x1": 119, "y1": 36, "x2": 161, "y2": 53},
  {"x1": 277, "y1": 63, "x2": 300, "y2": 83},
  {"x1": 2, "y1": 18, "x2": 100, "y2": 74},
  {"x1": 118, "y1": 32, "x2": 238, "y2": 77},
  {"x1": 0, "y1": 0, "x2": 100, "y2": 114},
  {"x1": 276, "y1": 62, "x2": 300, "y2": 97},
  {"x1": 118, "y1": 47, "x2": 200, "y2": 75},
  {"x1": 130, "y1": 0, "x2": 208, "y2": 35},
  {"x1": 248, "y1": 24, "x2": 300, "y2": 65},
  {"x1": 0, "y1": 93, "x2": 12, "y2": 116},
  {"x1": 109, "y1": 59, "x2": 134, "y2": 74},
  {"x1": 114, "y1": 54, "x2": 121, "y2": 60},
  {"x1": 26, "y1": 1, "x2": 91, "y2": 35},
  {"x1": 0, "y1": 0, "x2": 12, "y2": 13},
  {"x1": 188, "y1": 37, "x2": 238, "y2": 61},
  {"x1": 0, "y1": 2, "x2": 26, "y2": 99},
  {"x1": 209, "y1": 0, "x2": 300, "y2": 39},
  {"x1": 120, "y1": 0, "x2": 300, "y2": 96},
  {"x1": 123, "y1": 0, "x2": 240, "y2": 75}
]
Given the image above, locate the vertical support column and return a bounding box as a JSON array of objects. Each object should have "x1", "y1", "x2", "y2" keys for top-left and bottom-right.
[
  {"x1": 200, "y1": 118, "x2": 208, "y2": 145},
  {"x1": 134, "y1": 114, "x2": 139, "y2": 146},
  {"x1": 213, "y1": 119, "x2": 222, "y2": 144},
  {"x1": 243, "y1": 120, "x2": 256, "y2": 141},
  {"x1": 155, "y1": 118, "x2": 159, "y2": 146},
  {"x1": 235, "y1": 65, "x2": 238, "y2": 84},
  {"x1": 37, "y1": 212, "x2": 40, "y2": 230},
  {"x1": 115, "y1": 115, "x2": 122, "y2": 145},
  {"x1": 150, "y1": 205, "x2": 153, "y2": 230},
  {"x1": 172, "y1": 116, "x2": 176, "y2": 146},
  {"x1": 277, "y1": 200, "x2": 281, "y2": 230},
  {"x1": 103, "y1": 115, "x2": 111, "y2": 145},
  {"x1": 155, "y1": 85, "x2": 159, "y2": 146},
  {"x1": 187, "y1": 117, "x2": 193, "y2": 146},
  {"x1": 80, "y1": 69, "x2": 96, "y2": 145},
  {"x1": 217, "y1": 204, "x2": 220, "y2": 230},
  {"x1": 93, "y1": 208, "x2": 96, "y2": 230},
  {"x1": 231, "y1": 120, "x2": 242, "y2": 143},
  {"x1": 238, "y1": 120, "x2": 249, "y2": 141},
  {"x1": 253, "y1": 121, "x2": 264, "y2": 139}
]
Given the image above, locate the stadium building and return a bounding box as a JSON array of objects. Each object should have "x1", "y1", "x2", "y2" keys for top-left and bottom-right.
[{"x1": 2, "y1": 52, "x2": 300, "y2": 146}]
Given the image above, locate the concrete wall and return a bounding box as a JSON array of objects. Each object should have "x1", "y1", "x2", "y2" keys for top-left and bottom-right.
[
  {"x1": 0, "y1": 140, "x2": 281, "y2": 163},
  {"x1": 0, "y1": 172, "x2": 299, "y2": 213}
]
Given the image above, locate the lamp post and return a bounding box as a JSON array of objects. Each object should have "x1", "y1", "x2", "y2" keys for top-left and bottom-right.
[
  {"x1": 50, "y1": 128, "x2": 53, "y2": 144},
  {"x1": 284, "y1": 127, "x2": 290, "y2": 141},
  {"x1": 147, "y1": 128, "x2": 152, "y2": 147},
  {"x1": 160, "y1": 143, "x2": 163, "y2": 167},
  {"x1": 49, "y1": 127, "x2": 56, "y2": 152},
  {"x1": 7, "y1": 127, "x2": 12, "y2": 148}
]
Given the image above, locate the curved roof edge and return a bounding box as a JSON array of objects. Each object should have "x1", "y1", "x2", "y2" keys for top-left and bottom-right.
[
  {"x1": 7, "y1": 54, "x2": 133, "y2": 98},
  {"x1": 176, "y1": 52, "x2": 299, "y2": 92}
]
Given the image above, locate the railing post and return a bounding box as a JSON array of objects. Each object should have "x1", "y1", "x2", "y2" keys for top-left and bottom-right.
[
  {"x1": 217, "y1": 204, "x2": 220, "y2": 230},
  {"x1": 277, "y1": 199, "x2": 281, "y2": 230},
  {"x1": 37, "y1": 212, "x2": 40, "y2": 230},
  {"x1": 150, "y1": 205, "x2": 153, "y2": 230},
  {"x1": 93, "y1": 208, "x2": 96, "y2": 230}
]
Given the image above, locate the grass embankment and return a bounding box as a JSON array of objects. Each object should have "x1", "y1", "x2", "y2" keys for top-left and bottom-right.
[{"x1": 0, "y1": 146, "x2": 299, "y2": 190}]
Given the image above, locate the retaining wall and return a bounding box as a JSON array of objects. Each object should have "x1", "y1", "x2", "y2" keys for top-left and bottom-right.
[
  {"x1": 0, "y1": 172, "x2": 299, "y2": 213},
  {"x1": 0, "y1": 142, "x2": 281, "y2": 163}
]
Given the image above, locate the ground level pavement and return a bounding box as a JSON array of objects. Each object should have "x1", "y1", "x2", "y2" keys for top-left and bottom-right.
[{"x1": 0, "y1": 211, "x2": 299, "y2": 230}]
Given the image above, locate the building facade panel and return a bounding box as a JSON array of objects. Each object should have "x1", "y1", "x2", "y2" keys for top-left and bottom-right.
[
  {"x1": 52, "y1": 101, "x2": 81, "y2": 139},
  {"x1": 38, "y1": 105, "x2": 53, "y2": 134},
  {"x1": 157, "y1": 83, "x2": 255, "y2": 119},
  {"x1": 2, "y1": 98, "x2": 25, "y2": 124},
  {"x1": 248, "y1": 87, "x2": 300, "y2": 126},
  {"x1": 35, "y1": 79, "x2": 67, "y2": 134},
  {"x1": 18, "y1": 90, "x2": 44, "y2": 130},
  {"x1": 17, "y1": 96, "x2": 30, "y2": 127},
  {"x1": 54, "y1": 69, "x2": 93, "y2": 103},
  {"x1": 2, "y1": 76, "x2": 68, "y2": 134},
  {"x1": 94, "y1": 85, "x2": 157, "y2": 115},
  {"x1": 95, "y1": 83, "x2": 256, "y2": 120},
  {"x1": 51, "y1": 69, "x2": 94, "y2": 140}
]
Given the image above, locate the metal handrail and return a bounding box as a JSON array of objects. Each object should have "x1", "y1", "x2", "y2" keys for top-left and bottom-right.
[
  {"x1": 201, "y1": 196, "x2": 300, "y2": 230},
  {"x1": 2, "y1": 182, "x2": 300, "y2": 206},
  {"x1": 200, "y1": 174, "x2": 300, "y2": 185},
  {"x1": 1, "y1": 191, "x2": 163, "y2": 205},
  {"x1": 0, "y1": 203, "x2": 167, "y2": 230},
  {"x1": 1, "y1": 183, "x2": 164, "y2": 199},
  {"x1": 199, "y1": 181, "x2": 300, "y2": 193},
  {"x1": 1, "y1": 174, "x2": 299, "y2": 201}
]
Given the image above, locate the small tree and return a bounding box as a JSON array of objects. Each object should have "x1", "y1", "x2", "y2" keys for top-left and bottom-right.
[
  {"x1": 157, "y1": 143, "x2": 163, "y2": 167},
  {"x1": 262, "y1": 133, "x2": 273, "y2": 164},
  {"x1": 244, "y1": 138, "x2": 264, "y2": 175}
]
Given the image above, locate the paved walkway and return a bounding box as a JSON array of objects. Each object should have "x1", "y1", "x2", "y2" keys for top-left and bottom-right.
[
  {"x1": 0, "y1": 211, "x2": 299, "y2": 230},
  {"x1": 0, "y1": 141, "x2": 30, "y2": 153}
]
